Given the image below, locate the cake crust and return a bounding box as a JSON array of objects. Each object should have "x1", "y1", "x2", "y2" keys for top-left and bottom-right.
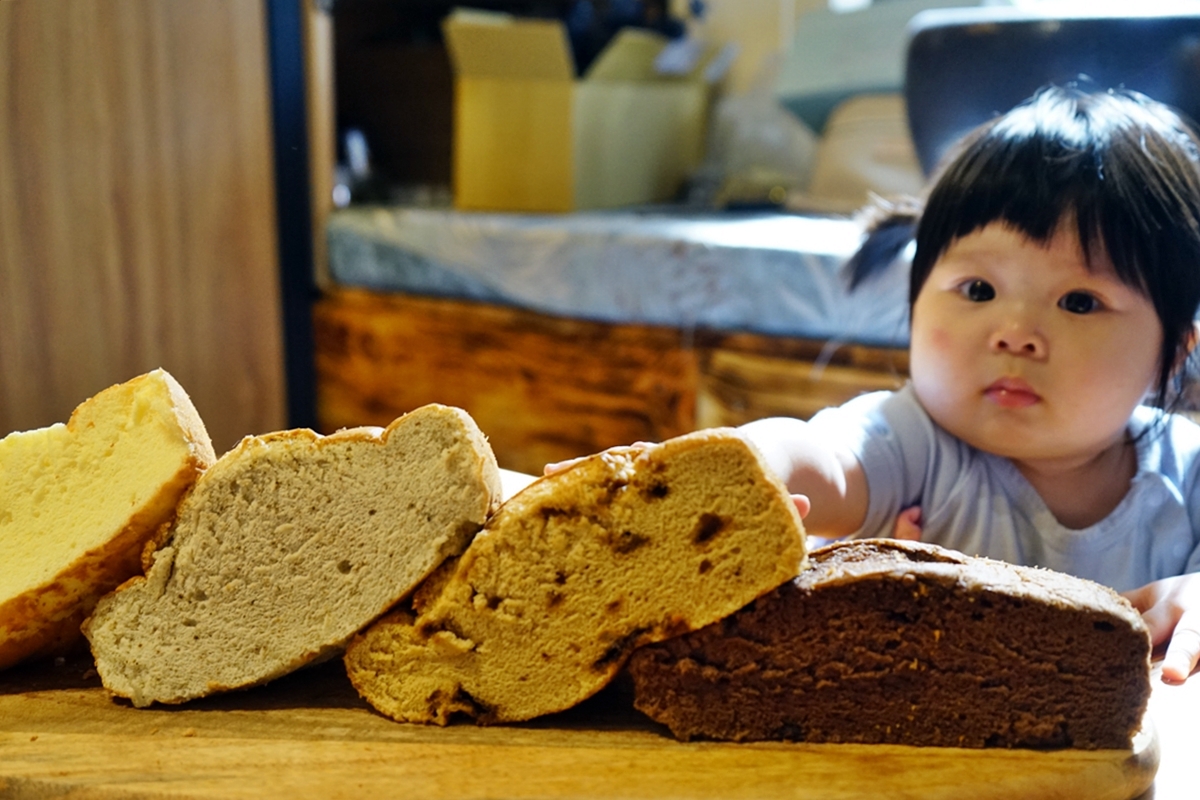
[{"x1": 628, "y1": 539, "x2": 1152, "y2": 749}]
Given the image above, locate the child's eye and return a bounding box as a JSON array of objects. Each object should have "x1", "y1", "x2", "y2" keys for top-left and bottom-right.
[
  {"x1": 959, "y1": 280, "x2": 995, "y2": 302},
  {"x1": 1059, "y1": 291, "x2": 1101, "y2": 314}
]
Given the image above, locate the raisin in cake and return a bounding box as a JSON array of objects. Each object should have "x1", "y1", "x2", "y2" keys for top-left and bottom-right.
[
  {"x1": 627, "y1": 538, "x2": 1151, "y2": 749},
  {"x1": 83, "y1": 404, "x2": 500, "y2": 707},
  {"x1": 0, "y1": 369, "x2": 215, "y2": 670},
  {"x1": 344, "y1": 429, "x2": 807, "y2": 725}
]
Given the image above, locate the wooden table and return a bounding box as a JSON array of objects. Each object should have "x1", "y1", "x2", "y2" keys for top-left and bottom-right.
[{"x1": 0, "y1": 654, "x2": 1187, "y2": 799}]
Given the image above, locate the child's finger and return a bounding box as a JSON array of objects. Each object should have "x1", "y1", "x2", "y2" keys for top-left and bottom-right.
[
  {"x1": 543, "y1": 458, "x2": 582, "y2": 476},
  {"x1": 1161, "y1": 612, "x2": 1200, "y2": 683},
  {"x1": 544, "y1": 442, "x2": 657, "y2": 476},
  {"x1": 791, "y1": 494, "x2": 811, "y2": 519},
  {"x1": 1136, "y1": 599, "x2": 1180, "y2": 648},
  {"x1": 892, "y1": 506, "x2": 923, "y2": 541},
  {"x1": 1121, "y1": 583, "x2": 1156, "y2": 613}
]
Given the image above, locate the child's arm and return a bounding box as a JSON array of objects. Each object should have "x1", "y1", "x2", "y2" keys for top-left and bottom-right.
[
  {"x1": 1123, "y1": 574, "x2": 1200, "y2": 683},
  {"x1": 736, "y1": 416, "x2": 869, "y2": 539}
]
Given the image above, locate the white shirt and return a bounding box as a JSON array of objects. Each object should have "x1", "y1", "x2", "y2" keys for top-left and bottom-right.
[{"x1": 810, "y1": 384, "x2": 1200, "y2": 591}]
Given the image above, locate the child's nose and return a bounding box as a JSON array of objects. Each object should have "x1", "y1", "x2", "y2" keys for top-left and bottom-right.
[{"x1": 989, "y1": 322, "x2": 1047, "y2": 358}]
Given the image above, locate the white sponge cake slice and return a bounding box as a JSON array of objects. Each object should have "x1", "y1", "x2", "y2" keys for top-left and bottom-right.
[
  {"x1": 344, "y1": 428, "x2": 807, "y2": 725},
  {"x1": 83, "y1": 404, "x2": 501, "y2": 707},
  {"x1": 0, "y1": 369, "x2": 216, "y2": 670}
]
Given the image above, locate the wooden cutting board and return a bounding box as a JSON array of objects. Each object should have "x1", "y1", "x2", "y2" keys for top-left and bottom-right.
[{"x1": 0, "y1": 656, "x2": 1157, "y2": 800}]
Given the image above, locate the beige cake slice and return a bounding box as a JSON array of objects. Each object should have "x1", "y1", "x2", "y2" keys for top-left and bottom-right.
[
  {"x1": 344, "y1": 428, "x2": 808, "y2": 725},
  {"x1": 0, "y1": 369, "x2": 215, "y2": 670},
  {"x1": 83, "y1": 404, "x2": 501, "y2": 707}
]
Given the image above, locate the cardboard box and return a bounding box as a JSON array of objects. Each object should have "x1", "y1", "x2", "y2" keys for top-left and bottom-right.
[{"x1": 443, "y1": 11, "x2": 709, "y2": 213}]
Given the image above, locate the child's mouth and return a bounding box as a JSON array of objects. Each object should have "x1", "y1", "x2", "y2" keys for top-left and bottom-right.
[{"x1": 984, "y1": 378, "x2": 1040, "y2": 408}]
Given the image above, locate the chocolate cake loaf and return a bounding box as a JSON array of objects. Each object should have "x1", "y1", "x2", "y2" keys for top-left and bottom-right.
[{"x1": 627, "y1": 539, "x2": 1152, "y2": 749}]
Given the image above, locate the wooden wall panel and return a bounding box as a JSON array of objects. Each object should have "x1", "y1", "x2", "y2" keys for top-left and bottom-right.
[
  {"x1": 305, "y1": 1, "x2": 335, "y2": 288},
  {"x1": 0, "y1": 0, "x2": 286, "y2": 455}
]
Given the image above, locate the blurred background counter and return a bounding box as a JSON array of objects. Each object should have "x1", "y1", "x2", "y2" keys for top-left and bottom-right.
[{"x1": 317, "y1": 205, "x2": 910, "y2": 473}]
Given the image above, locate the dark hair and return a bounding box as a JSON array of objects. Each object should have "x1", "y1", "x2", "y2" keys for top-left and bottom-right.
[{"x1": 852, "y1": 86, "x2": 1200, "y2": 409}]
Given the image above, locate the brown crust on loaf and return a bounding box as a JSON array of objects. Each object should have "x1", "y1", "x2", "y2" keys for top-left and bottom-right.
[
  {"x1": 345, "y1": 429, "x2": 807, "y2": 725},
  {"x1": 627, "y1": 539, "x2": 1152, "y2": 749},
  {"x1": 84, "y1": 403, "x2": 500, "y2": 707},
  {"x1": 794, "y1": 539, "x2": 1147, "y2": 627},
  {"x1": 0, "y1": 370, "x2": 215, "y2": 670}
]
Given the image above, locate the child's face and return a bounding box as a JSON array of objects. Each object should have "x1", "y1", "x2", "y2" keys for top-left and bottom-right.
[{"x1": 909, "y1": 221, "x2": 1162, "y2": 467}]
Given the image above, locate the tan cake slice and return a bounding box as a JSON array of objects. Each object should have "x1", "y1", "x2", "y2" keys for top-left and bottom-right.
[
  {"x1": 344, "y1": 428, "x2": 808, "y2": 725},
  {"x1": 83, "y1": 404, "x2": 501, "y2": 707},
  {"x1": 0, "y1": 369, "x2": 215, "y2": 670}
]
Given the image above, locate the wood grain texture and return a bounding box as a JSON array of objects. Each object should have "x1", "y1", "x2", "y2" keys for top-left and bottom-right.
[
  {"x1": 314, "y1": 289, "x2": 697, "y2": 474},
  {"x1": 0, "y1": 0, "x2": 286, "y2": 455},
  {"x1": 0, "y1": 657, "x2": 1164, "y2": 800},
  {"x1": 313, "y1": 289, "x2": 909, "y2": 472},
  {"x1": 692, "y1": 331, "x2": 909, "y2": 428},
  {"x1": 306, "y1": 1, "x2": 335, "y2": 289},
  {"x1": 696, "y1": 347, "x2": 907, "y2": 429}
]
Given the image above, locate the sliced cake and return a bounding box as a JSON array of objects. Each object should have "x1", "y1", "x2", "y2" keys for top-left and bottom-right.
[
  {"x1": 344, "y1": 429, "x2": 808, "y2": 724},
  {"x1": 0, "y1": 369, "x2": 215, "y2": 670},
  {"x1": 83, "y1": 404, "x2": 500, "y2": 707}
]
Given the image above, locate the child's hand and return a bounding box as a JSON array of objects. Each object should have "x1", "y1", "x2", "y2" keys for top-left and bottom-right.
[
  {"x1": 543, "y1": 457, "x2": 582, "y2": 476},
  {"x1": 543, "y1": 442, "x2": 655, "y2": 476},
  {"x1": 792, "y1": 495, "x2": 810, "y2": 518},
  {"x1": 1123, "y1": 573, "x2": 1200, "y2": 683},
  {"x1": 893, "y1": 506, "x2": 923, "y2": 541}
]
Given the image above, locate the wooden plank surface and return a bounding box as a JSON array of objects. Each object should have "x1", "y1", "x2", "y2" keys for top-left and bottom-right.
[
  {"x1": 0, "y1": 0, "x2": 286, "y2": 455},
  {"x1": 0, "y1": 655, "x2": 1170, "y2": 800}
]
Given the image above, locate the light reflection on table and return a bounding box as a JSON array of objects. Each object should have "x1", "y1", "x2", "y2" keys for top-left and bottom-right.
[{"x1": 1140, "y1": 661, "x2": 1197, "y2": 799}]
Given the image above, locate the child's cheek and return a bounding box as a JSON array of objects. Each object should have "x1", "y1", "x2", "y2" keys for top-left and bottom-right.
[
  {"x1": 928, "y1": 327, "x2": 955, "y2": 353},
  {"x1": 915, "y1": 326, "x2": 956, "y2": 358}
]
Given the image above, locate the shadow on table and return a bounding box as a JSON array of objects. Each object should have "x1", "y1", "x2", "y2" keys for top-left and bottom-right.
[{"x1": 0, "y1": 649, "x2": 667, "y2": 736}]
